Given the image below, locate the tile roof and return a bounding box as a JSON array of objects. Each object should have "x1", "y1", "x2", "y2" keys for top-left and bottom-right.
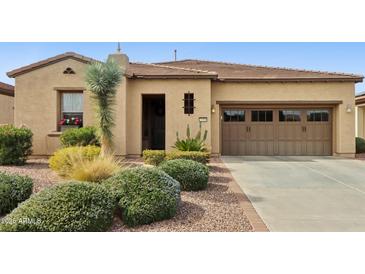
[
  {"x1": 0, "y1": 82, "x2": 14, "y2": 97},
  {"x1": 7, "y1": 52, "x2": 97, "y2": 78},
  {"x1": 126, "y1": 62, "x2": 217, "y2": 78},
  {"x1": 156, "y1": 59, "x2": 364, "y2": 83},
  {"x1": 6, "y1": 52, "x2": 363, "y2": 83}
]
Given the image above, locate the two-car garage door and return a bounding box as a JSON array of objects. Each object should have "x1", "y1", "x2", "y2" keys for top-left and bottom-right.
[{"x1": 222, "y1": 108, "x2": 332, "y2": 156}]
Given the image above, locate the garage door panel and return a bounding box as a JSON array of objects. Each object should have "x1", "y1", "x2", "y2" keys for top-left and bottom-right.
[
  {"x1": 251, "y1": 124, "x2": 274, "y2": 140},
  {"x1": 222, "y1": 108, "x2": 332, "y2": 156}
]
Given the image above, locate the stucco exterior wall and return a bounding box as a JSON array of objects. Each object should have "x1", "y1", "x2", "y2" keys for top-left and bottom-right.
[
  {"x1": 356, "y1": 105, "x2": 365, "y2": 138},
  {"x1": 126, "y1": 79, "x2": 211, "y2": 155},
  {"x1": 13, "y1": 57, "x2": 357, "y2": 157},
  {"x1": 211, "y1": 82, "x2": 356, "y2": 157},
  {"x1": 14, "y1": 59, "x2": 95, "y2": 155},
  {"x1": 0, "y1": 94, "x2": 14, "y2": 125}
]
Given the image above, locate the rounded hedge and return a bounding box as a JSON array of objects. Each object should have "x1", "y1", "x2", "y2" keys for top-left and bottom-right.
[
  {"x1": 0, "y1": 172, "x2": 33, "y2": 215},
  {"x1": 356, "y1": 137, "x2": 365, "y2": 153},
  {"x1": 165, "y1": 151, "x2": 210, "y2": 164},
  {"x1": 60, "y1": 126, "x2": 100, "y2": 147},
  {"x1": 103, "y1": 167, "x2": 180, "y2": 227},
  {"x1": 159, "y1": 159, "x2": 209, "y2": 191},
  {"x1": 0, "y1": 125, "x2": 33, "y2": 165},
  {"x1": 49, "y1": 146, "x2": 101, "y2": 177},
  {"x1": 142, "y1": 150, "x2": 165, "y2": 166},
  {"x1": 0, "y1": 181, "x2": 115, "y2": 232}
]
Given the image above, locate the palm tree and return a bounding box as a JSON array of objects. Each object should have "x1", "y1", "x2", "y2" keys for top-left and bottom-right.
[{"x1": 86, "y1": 60, "x2": 122, "y2": 156}]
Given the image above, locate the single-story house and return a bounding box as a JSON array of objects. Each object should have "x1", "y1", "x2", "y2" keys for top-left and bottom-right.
[
  {"x1": 6, "y1": 51, "x2": 363, "y2": 157},
  {"x1": 355, "y1": 91, "x2": 365, "y2": 138},
  {"x1": 0, "y1": 82, "x2": 14, "y2": 125}
]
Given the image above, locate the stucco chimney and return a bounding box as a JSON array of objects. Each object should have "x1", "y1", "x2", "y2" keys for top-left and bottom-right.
[{"x1": 107, "y1": 45, "x2": 129, "y2": 74}]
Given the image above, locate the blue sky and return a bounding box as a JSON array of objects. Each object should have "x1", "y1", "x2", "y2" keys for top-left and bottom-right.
[{"x1": 1, "y1": 42, "x2": 364, "y2": 93}]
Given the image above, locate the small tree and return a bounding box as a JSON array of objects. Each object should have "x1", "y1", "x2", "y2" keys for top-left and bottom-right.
[{"x1": 86, "y1": 60, "x2": 122, "y2": 156}]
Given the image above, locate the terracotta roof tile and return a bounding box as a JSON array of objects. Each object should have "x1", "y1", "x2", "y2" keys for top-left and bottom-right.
[
  {"x1": 126, "y1": 62, "x2": 217, "y2": 78},
  {"x1": 6, "y1": 52, "x2": 363, "y2": 83},
  {"x1": 0, "y1": 82, "x2": 14, "y2": 96},
  {"x1": 7, "y1": 52, "x2": 97, "y2": 77},
  {"x1": 156, "y1": 59, "x2": 364, "y2": 82}
]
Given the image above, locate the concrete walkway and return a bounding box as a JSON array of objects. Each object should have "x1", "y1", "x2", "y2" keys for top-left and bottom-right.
[{"x1": 222, "y1": 156, "x2": 365, "y2": 232}]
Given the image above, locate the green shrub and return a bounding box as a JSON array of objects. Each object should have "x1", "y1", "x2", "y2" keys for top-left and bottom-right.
[
  {"x1": 0, "y1": 172, "x2": 33, "y2": 215},
  {"x1": 159, "y1": 159, "x2": 209, "y2": 191},
  {"x1": 60, "y1": 126, "x2": 100, "y2": 147},
  {"x1": 356, "y1": 137, "x2": 365, "y2": 153},
  {"x1": 0, "y1": 182, "x2": 115, "y2": 232},
  {"x1": 103, "y1": 167, "x2": 180, "y2": 227},
  {"x1": 165, "y1": 151, "x2": 210, "y2": 164},
  {"x1": 142, "y1": 150, "x2": 165, "y2": 165},
  {"x1": 173, "y1": 124, "x2": 208, "y2": 152},
  {"x1": 49, "y1": 146, "x2": 100, "y2": 177},
  {"x1": 0, "y1": 125, "x2": 33, "y2": 165}
]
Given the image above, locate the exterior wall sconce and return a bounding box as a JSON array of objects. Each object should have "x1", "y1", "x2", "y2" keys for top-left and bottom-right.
[
  {"x1": 211, "y1": 105, "x2": 216, "y2": 114},
  {"x1": 346, "y1": 104, "x2": 352, "y2": 113}
]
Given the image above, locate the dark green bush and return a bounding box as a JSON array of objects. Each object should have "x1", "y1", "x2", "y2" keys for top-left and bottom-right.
[
  {"x1": 103, "y1": 167, "x2": 180, "y2": 227},
  {"x1": 356, "y1": 137, "x2": 365, "y2": 153},
  {"x1": 165, "y1": 151, "x2": 210, "y2": 164},
  {"x1": 159, "y1": 159, "x2": 209, "y2": 191},
  {"x1": 0, "y1": 182, "x2": 115, "y2": 232},
  {"x1": 60, "y1": 126, "x2": 100, "y2": 147},
  {"x1": 0, "y1": 125, "x2": 33, "y2": 165},
  {"x1": 142, "y1": 150, "x2": 165, "y2": 166},
  {"x1": 0, "y1": 172, "x2": 33, "y2": 215}
]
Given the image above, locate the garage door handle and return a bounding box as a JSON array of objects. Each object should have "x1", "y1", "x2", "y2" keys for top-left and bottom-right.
[
  {"x1": 302, "y1": 126, "x2": 307, "y2": 132},
  {"x1": 246, "y1": 126, "x2": 251, "y2": 132}
]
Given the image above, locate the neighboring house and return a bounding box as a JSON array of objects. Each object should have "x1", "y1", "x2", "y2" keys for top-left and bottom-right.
[
  {"x1": 355, "y1": 91, "x2": 365, "y2": 138},
  {"x1": 0, "y1": 82, "x2": 14, "y2": 125},
  {"x1": 6, "y1": 51, "x2": 363, "y2": 157}
]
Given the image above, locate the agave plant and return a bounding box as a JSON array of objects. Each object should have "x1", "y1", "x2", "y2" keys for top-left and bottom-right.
[
  {"x1": 173, "y1": 125, "x2": 208, "y2": 152},
  {"x1": 86, "y1": 60, "x2": 122, "y2": 156}
]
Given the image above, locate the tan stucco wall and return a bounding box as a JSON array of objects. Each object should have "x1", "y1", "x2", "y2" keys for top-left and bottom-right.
[
  {"x1": 356, "y1": 105, "x2": 365, "y2": 138},
  {"x1": 14, "y1": 59, "x2": 95, "y2": 155},
  {"x1": 0, "y1": 94, "x2": 14, "y2": 125},
  {"x1": 13, "y1": 57, "x2": 356, "y2": 157},
  {"x1": 126, "y1": 79, "x2": 211, "y2": 155},
  {"x1": 211, "y1": 82, "x2": 356, "y2": 156}
]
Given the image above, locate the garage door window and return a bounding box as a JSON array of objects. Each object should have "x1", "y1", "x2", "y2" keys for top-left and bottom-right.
[
  {"x1": 251, "y1": 110, "x2": 273, "y2": 122},
  {"x1": 223, "y1": 110, "x2": 245, "y2": 122},
  {"x1": 279, "y1": 110, "x2": 301, "y2": 122},
  {"x1": 307, "y1": 110, "x2": 329, "y2": 122}
]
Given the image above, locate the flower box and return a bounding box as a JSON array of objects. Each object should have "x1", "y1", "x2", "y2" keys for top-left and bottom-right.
[{"x1": 60, "y1": 125, "x2": 80, "y2": 132}]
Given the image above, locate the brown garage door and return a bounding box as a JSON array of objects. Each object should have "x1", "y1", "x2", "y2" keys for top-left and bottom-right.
[{"x1": 222, "y1": 108, "x2": 332, "y2": 156}]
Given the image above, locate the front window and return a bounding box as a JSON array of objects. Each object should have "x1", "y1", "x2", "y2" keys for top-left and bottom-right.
[
  {"x1": 184, "y1": 92, "x2": 194, "y2": 115},
  {"x1": 59, "y1": 92, "x2": 83, "y2": 127}
]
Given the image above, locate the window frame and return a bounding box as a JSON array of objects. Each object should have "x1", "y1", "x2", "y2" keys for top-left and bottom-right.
[
  {"x1": 184, "y1": 92, "x2": 195, "y2": 115},
  {"x1": 58, "y1": 91, "x2": 84, "y2": 130},
  {"x1": 251, "y1": 110, "x2": 273, "y2": 122},
  {"x1": 279, "y1": 110, "x2": 302, "y2": 122},
  {"x1": 223, "y1": 109, "x2": 245, "y2": 122},
  {"x1": 307, "y1": 109, "x2": 330, "y2": 122}
]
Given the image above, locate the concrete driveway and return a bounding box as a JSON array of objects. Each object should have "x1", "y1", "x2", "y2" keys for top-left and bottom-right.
[{"x1": 222, "y1": 156, "x2": 365, "y2": 232}]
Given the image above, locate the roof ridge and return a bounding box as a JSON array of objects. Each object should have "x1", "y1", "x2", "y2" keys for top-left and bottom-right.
[
  {"x1": 158, "y1": 59, "x2": 363, "y2": 78},
  {"x1": 131, "y1": 61, "x2": 217, "y2": 74},
  {"x1": 7, "y1": 52, "x2": 99, "y2": 77}
]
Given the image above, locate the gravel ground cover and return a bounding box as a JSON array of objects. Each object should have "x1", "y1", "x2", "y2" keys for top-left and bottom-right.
[{"x1": 0, "y1": 157, "x2": 253, "y2": 232}]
